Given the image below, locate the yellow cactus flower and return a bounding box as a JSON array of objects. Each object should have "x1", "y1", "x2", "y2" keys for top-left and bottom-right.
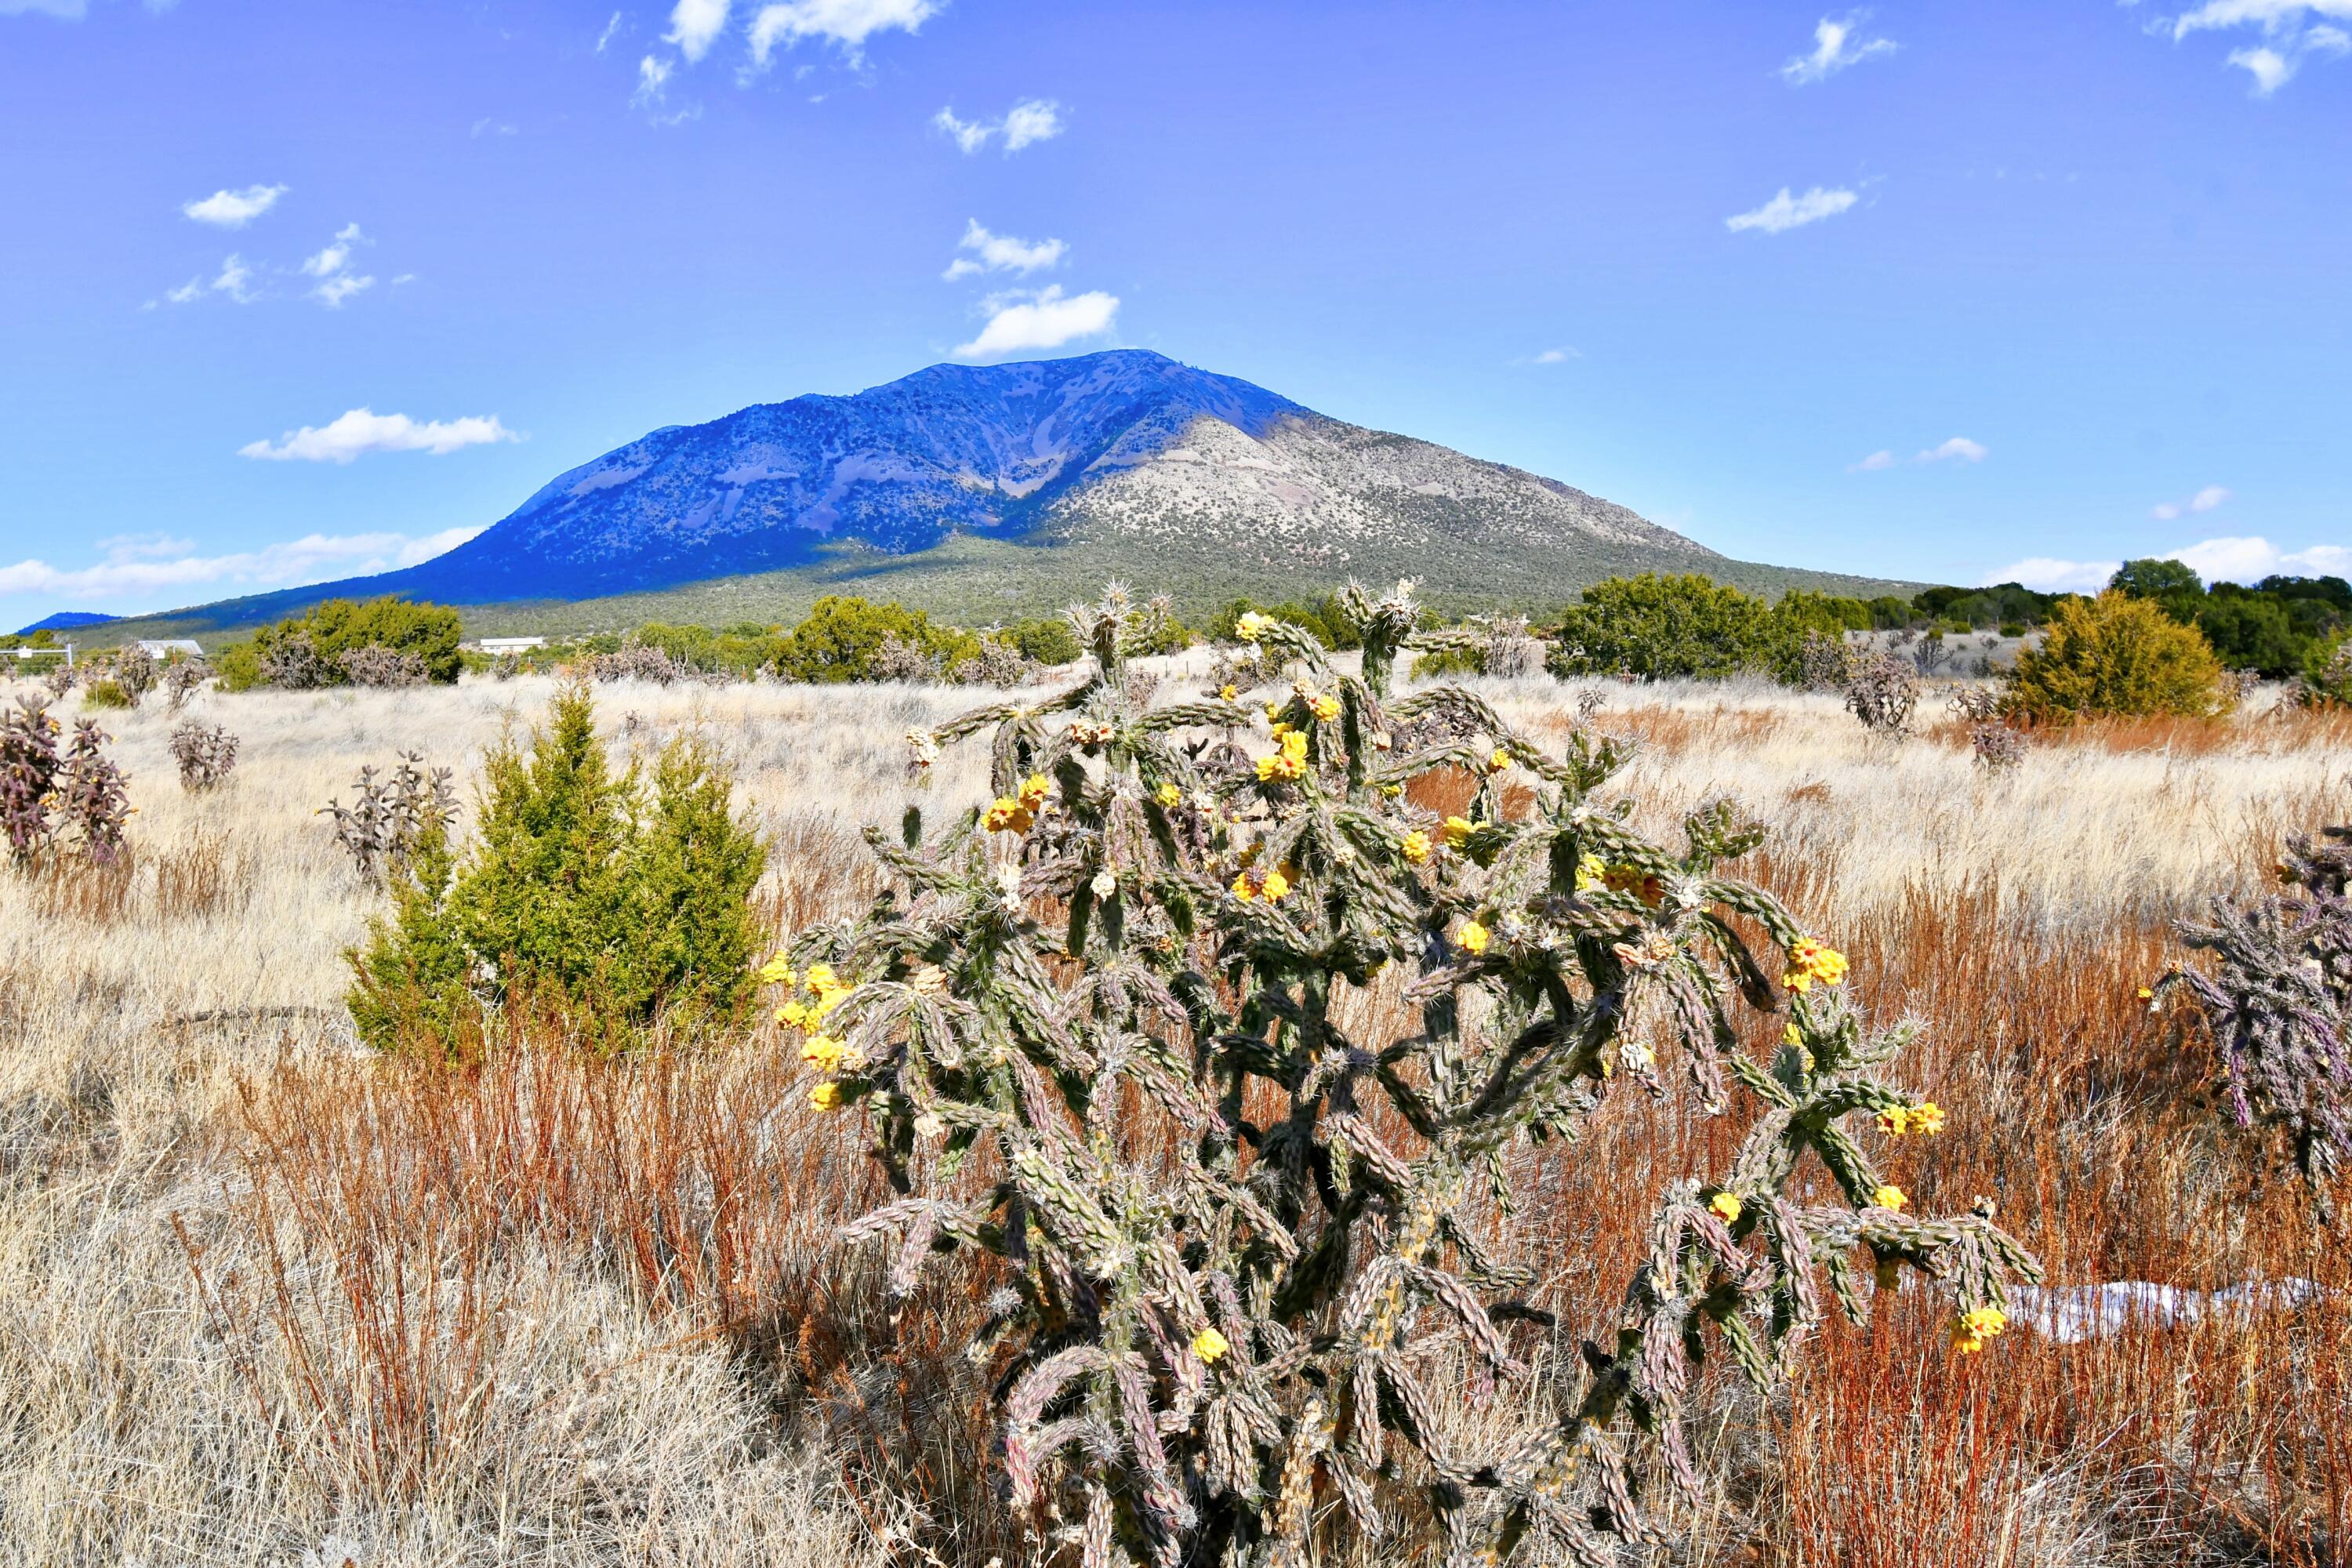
[
  {"x1": 1401, "y1": 829, "x2": 1432, "y2": 865},
  {"x1": 1442, "y1": 815, "x2": 1479, "y2": 850},
  {"x1": 810, "y1": 1082, "x2": 845, "y2": 1112},
  {"x1": 984, "y1": 797, "x2": 1034, "y2": 833},
  {"x1": 1155, "y1": 781, "x2": 1182, "y2": 808},
  {"x1": 1488, "y1": 746, "x2": 1512, "y2": 773},
  {"x1": 1269, "y1": 720, "x2": 1293, "y2": 739},
  {"x1": 1782, "y1": 1021, "x2": 1803, "y2": 1047},
  {"x1": 1192, "y1": 1327, "x2": 1231, "y2": 1363},
  {"x1": 1708, "y1": 1192, "x2": 1743, "y2": 1225},
  {"x1": 1236, "y1": 611, "x2": 1272, "y2": 642},
  {"x1": 1260, "y1": 867, "x2": 1291, "y2": 902},
  {"x1": 1871, "y1": 1184, "x2": 1907, "y2": 1212},
  {"x1": 1951, "y1": 1306, "x2": 2007, "y2": 1355},
  {"x1": 1909, "y1": 1101, "x2": 1946, "y2": 1136},
  {"x1": 1574, "y1": 851, "x2": 1606, "y2": 892},
  {"x1": 1456, "y1": 919, "x2": 1490, "y2": 956},
  {"x1": 777, "y1": 1001, "x2": 811, "y2": 1029},
  {"x1": 1264, "y1": 701, "x2": 1282, "y2": 722},
  {"x1": 1782, "y1": 936, "x2": 1849, "y2": 993},
  {"x1": 1019, "y1": 773, "x2": 1052, "y2": 807},
  {"x1": 2136, "y1": 985, "x2": 2153, "y2": 1000},
  {"x1": 804, "y1": 964, "x2": 837, "y2": 992},
  {"x1": 757, "y1": 956, "x2": 797, "y2": 987},
  {"x1": 1309, "y1": 692, "x2": 1341, "y2": 722},
  {"x1": 1380, "y1": 782, "x2": 1403, "y2": 798},
  {"x1": 1232, "y1": 872, "x2": 1258, "y2": 903},
  {"x1": 1878, "y1": 1106, "x2": 1912, "y2": 1137},
  {"x1": 1219, "y1": 684, "x2": 1237, "y2": 702}
]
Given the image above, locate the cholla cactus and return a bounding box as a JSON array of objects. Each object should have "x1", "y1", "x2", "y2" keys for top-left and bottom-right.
[
  {"x1": 1798, "y1": 630, "x2": 1854, "y2": 692},
  {"x1": 162, "y1": 658, "x2": 211, "y2": 712},
  {"x1": 1843, "y1": 648, "x2": 1920, "y2": 737},
  {"x1": 2159, "y1": 826, "x2": 2352, "y2": 1201},
  {"x1": 55, "y1": 719, "x2": 130, "y2": 866},
  {"x1": 339, "y1": 644, "x2": 430, "y2": 688},
  {"x1": 169, "y1": 720, "x2": 239, "y2": 792},
  {"x1": 0, "y1": 695, "x2": 62, "y2": 862},
  {"x1": 321, "y1": 750, "x2": 456, "y2": 884},
  {"x1": 784, "y1": 583, "x2": 2038, "y2": 1566},
  {"x1": 42, "y1": 661, "x2": 75, "y2": 701},
  {"x1": 114, "y1": 643, "x2": 158, "y2": 705}
]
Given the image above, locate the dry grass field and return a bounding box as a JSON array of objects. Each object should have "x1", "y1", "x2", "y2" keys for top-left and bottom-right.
[{"x1": 2, "y1": 666, "x2": 2348, "y2": 1566}]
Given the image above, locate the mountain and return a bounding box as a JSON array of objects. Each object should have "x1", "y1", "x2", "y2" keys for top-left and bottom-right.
[
  {"x1": 92, "y1": 350, "x2": 1907, "y2": 637},
  {"x1": 16, "y1": 611, "x2": 118, "y2": 636}
]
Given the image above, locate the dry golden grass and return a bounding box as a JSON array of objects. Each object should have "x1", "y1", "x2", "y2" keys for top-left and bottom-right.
[{"x1": 1, "y1": 670, "x2": 2347, "y2": 1565}]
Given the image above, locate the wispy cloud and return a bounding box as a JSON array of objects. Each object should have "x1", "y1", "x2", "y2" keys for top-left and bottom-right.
[
  {"x1": 182, "y1": 183, "x2": 287, "y2": 229},
  {"x1": 666, "y1": 0, "x2": 730, "y2": 60},
  {"x1": 634, "y1": 53, "x2": 673, "y2": 105},
  {"x1": 2153, "y1": 1, "x2": 2352, "y2": 93},
  {"x1": 1984, "y1": 535, "x2": 2352, "y2": 592},
  {"x1": 1725, "y1": 185, "x2": 1858, "y2": 234},
  {"x1": 0, "y1": 526, "x2": 486, "y2": 610},
  {"x1": 1780, "y1": 11, "x2": 1896, "y2": 84},
  {"x1": 746, "y1": 0, "x2": 939, "y2": 67},
  {"x1": 238, "y1": 408, "x2": 522, "y2": 463},
  {"x1": 935, "y1": 100, "x2": 1065, "y2": 154},
  {"x1": 2151, "y1": 484, "x2": 2230, "y2": 521},
  {"x1": 1850, "y1": 437, "x2": 1987, "y2": 471},
  {"x1": 595, "y1": 9, "x2": 622, "y2": 52},
  {"x1": 1529, "y1": 347, "x2": 1581, "y2": 365},
  {"x1": 954, "y1": 285, "x2": 1118, "y2": 358},
  {"x1": 299, "y1": 222, "x2": 375, "y2": 307},
  {"x1": 942, "y1": 219, "x2": 1066, "y2": 280}
]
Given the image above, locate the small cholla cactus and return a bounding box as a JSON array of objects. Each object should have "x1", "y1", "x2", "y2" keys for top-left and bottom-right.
[
  {"x1": 1969, "y1": 721, "x2": 2026, "y2": 770},
  {"x1": 1946, "y1": 684, "x2": 2000, "y2": 724},
  {"x1": 586, "y1": 642, "x2": 687, "y2": 685},
  {"x1": 339, "y1": 644, "x2": 430, "y2": 688},
  {"x1": 782, "y1": 582, "x2": 2039, "y2": 1566},
  {"x1": 261, "y1": 631, "x2": 332, "y2": 691},
  {"x1": 114, "y1": 644, "x2": 158, "y2": 705},
  {"x1": 1843, "y1": 647, "x2": 1920, "y2": 737},
  {"x1": 949, "y1": 637, "x2": 1034, "y2": 688},
  {"x1": 492, "y1": 652, "x2": 524, "y2": 681},
  {"x1": 321, "y1": 750, "x2": 456, "y2": 884},
  {"x1": 870, "y1": 632, "x2": 941, "y2": 684},
  {"x1": 169, "y1": 720, "x2": 239, "y2": 792},
  {"x1": 2159, "y1": 826, "x2": 2352, "y2": 1204},
  {"x1": 1798, "y1": 630, "x2": 1855, "y2": 692},
  {"x1": 162, "y1": 658, "x2": 211, "y2": 712},
  {"x1": 42, "y1": 661, "x2": 76, "y2": 701},
  {"x1": 55, "y1": 719, "x2": 130, "y2": 866},
  {"x1": 0, "y1": 696, "x2": 62, "y2": 862}
]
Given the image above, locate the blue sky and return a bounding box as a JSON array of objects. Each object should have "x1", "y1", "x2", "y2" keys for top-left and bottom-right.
[{"x1": 1, "y1": 0, "x2": 2346, "y2": 624}]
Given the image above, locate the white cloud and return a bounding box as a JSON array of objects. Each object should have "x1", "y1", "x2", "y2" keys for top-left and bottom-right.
[
  {"x1": 1984, "y1": 535, "x2": 2352, "y2": 593},
  {"x1": 635, "y1": 53, "x2": 673, "y2": 105},
  {"x1": 2158, "y1": 2, "x2": 2352, "y2": 93},
  {"x1": 1530, "y1": 347, "x2": 1581, "y2": 365},
  {"x1": 944, "y1": 219, "x2": 1066, "y2": 279},
  {"x1": 1849, "y1": 437, "x2": 1986, "y2": 470},
  {"x1": 209, "y1": 254, "x2": 256, "y2": 304},
  {"x1": 299, "y1": 222, "x2": 376, "y2": 307},
  {"x1": 666, "y1": 0, "x2": 729, "y2": 60},
  {"x1": 953, "y1": 285, "x2": 1118, "y2": 358},
  {"x1": 746, "y1": 0, "x2": 938, "y2": 65},
  {"x1": 1000, "y1": 98, "x2": 1063, "y2": 150},
  {"x1": 0, "y1": 1, "x2": 92, "y2": 15},
  {"x1": 238, "y1": 408, "x2": 522, "y2": 463},
  {"x1": 1725, "y1": 185, "x2": 1858, "y2": 234},
  {"x1": 182, "y1": 183, "x2": 287, "y2": 229},
  {"x1": 595, "y1": 9, "x2": 622, "y2": 52},
  {"x1": 0, "y1": 527, "x2": 484, "y2": 609},
  {"x1": 2151, "y1": 484, "x2": 2231, "y2": 521},
  {"x1": 932, "y1": 106, "x2": 990, "y2": 153},
  {"x1": 1780, "y1": 11, "x2": 1896, "y2": 84},
  {"x1": 395, "y1": 524, "x2": 489, "y2": 566}
]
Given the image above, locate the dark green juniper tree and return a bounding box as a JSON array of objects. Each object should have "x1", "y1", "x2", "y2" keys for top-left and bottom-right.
[{"x1": 777, "y1": 583, "x2": 2038, "y2": 1567}]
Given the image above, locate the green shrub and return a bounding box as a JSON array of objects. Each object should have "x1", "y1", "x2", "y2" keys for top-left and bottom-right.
[
  {"x1": 1548, "y1": 572, "x2": 1797, "y2": 681},
  {"x1": 2004, "y1": 590, "x2": 2230, "y2": 721},
  {"x1": 1001, "y1": 615, "x2": 1083, "y2": 666},
  {"x1": 789, "y1": 583, "x2": 2038, "y2": 1566},
  {"x1": 212, "y1": 643, "x2": 263, "y2": 692},
  {"x1": 347, "y1": 683, "x2": 767, "y2": 1051},
  {"x1": 82, "y1": 679, "x2": 132, "y2": 710},
  {"x1": 251, "y1": 597, "x2": 463, "y2": 688},
  {"x1": 2301, "y1": 633, "x2": 2352, "y2": 707},
  {"x1": 772, "y1": 596, "x2": 982, "y2": 683}
]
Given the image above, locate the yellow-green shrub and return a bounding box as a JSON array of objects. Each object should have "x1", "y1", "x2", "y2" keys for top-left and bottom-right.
[{"x1": 2004, "y1": 590, "x2": 2230, "y2": 721}]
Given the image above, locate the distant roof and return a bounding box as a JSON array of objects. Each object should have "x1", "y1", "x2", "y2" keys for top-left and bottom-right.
[{"x1": 136, "y1": 639, "x2": 205, "y2": 655}]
